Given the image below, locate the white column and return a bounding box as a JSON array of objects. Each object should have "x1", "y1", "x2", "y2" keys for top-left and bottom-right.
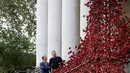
[
  {"x1": 124, "y1": 64, "x2": 128, "y2": 73},
  {"x1": 80, "y1": 0, "x2": 89, "y2": 39},
  {"x1": 128, "y1": 62, "x2": 130, "y2": 73},
  {"x1": 122, "y1": 1, "x2": 130, "y2": 72},
  {"x1": 122, "y1": 0, "x2": 130, "y2": 17},
  {"x1": 62, "y1": 0, "x2": 80, "y2": 61},
  {"x1": 36, "y1": 0, "x2": 48, "y2": 66},
  {"x1": 48, "y1": 0, "x2": 62, "y2": 60}
]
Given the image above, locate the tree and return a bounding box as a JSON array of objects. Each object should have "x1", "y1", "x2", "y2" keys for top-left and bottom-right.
[
  {"x1": 52, "y1": 0, "x2": 130, "y2": 73},
  {"x1": 0, "y1": 0, "x2": 36, "y2": 72},
  {"x1": 0, "y1": 0, "x2": 36, "y2": 38}
]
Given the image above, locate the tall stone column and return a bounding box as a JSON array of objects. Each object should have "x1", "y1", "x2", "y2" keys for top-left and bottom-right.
[
  {"x1": 36, "y1": 0, "x2": 48, "y2": 66},
  {"x1": 48, "y1": 0, "x2": 62, "y2": 60},
  {"x1": 80, "y1": 0, "x2": 89, "y2": 39},
  {"x1": 122, "y1": 1, "x2": 130, "y2": 72},
  {"x1": 62, "y1": 0, "x2": 80, "y2": 61}
]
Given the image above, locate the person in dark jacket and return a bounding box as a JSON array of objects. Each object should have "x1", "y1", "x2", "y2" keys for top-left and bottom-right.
[
  {"x1": 49, "y1": 50, "x2": 63, "y2": 71},
  {"x1": 40, "y1": 55, "x2": 51, "y2": 73}
]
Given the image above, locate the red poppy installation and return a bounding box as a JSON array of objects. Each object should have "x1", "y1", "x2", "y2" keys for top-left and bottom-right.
[{"x1": 52, "y1": 0, "x2": 130, "y2": 73}]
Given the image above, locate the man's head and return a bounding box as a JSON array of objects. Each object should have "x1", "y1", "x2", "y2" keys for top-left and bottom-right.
[
  {"x1": 52, "y1": 50, "x2": 57, "y2": 57},
  {"x1": 42, "y1": 55, "x2": 47, "y2": 62}
]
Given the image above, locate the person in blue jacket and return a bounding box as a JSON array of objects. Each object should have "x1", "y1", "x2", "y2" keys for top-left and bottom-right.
[{"x1": 40, "y1": 55, "x2": 51, "y2": 73}]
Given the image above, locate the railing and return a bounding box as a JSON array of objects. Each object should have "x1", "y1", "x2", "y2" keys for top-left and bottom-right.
[
  {"x1": 31, "y1": 67, "x2": 41, "y2": 73},
  {"x1": 12, "y1": 66, "x2": 41, "y2": 73}
]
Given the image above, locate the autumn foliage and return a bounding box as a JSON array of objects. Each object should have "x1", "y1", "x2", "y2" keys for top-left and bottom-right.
[{"x1": 52, "y1": 0, "x2": 130, "y2": 73}]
